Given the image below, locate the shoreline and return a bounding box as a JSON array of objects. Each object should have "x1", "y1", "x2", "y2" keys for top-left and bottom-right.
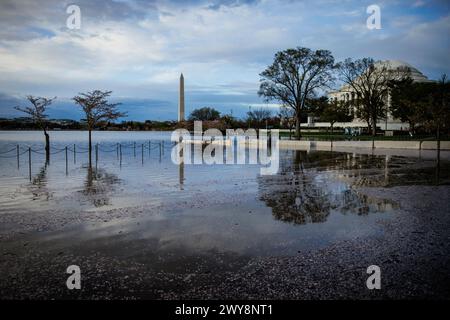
[{"x1": 2, "y1": 129, "x2": 449, "y2": 151}]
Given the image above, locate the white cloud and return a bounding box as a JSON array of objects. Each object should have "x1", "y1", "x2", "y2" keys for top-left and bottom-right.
[{"x1": 0, "y1": 0, "x2": 449, "y2": 119}]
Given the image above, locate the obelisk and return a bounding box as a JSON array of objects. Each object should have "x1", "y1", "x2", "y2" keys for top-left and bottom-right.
[{"x1": 178, "y1": 73, "x2": 185, "y2": 122}]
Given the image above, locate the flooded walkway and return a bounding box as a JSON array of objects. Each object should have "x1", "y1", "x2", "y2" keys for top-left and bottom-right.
[{"x1": 0, "y1": 131, "x2": 449, "y2": 299}]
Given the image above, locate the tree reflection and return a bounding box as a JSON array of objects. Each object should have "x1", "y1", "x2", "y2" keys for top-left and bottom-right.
[
  {"x1": 258, "y1": 150, "x2": 397, "y2": 225},
  {"x1": 259, "y1": 150, "x2": 331, "y2": 225},
  {"x1": 82, "y1": 165, "x2": 120, "y2": 207},
  {"x1": 336, "y1": 189, "x2": 397, "y2": 215},
  {"x1": 29, "y1": 162, "x2": 50, "y2": 201}
]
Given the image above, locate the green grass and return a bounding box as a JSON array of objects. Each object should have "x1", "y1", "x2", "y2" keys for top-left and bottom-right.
[{"x1": 278, "y1": 131, "x2": 450, "y2": 141}]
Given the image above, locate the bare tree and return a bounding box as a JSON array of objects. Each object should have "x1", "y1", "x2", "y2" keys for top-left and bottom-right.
[
  {"x1": 73, "y1": 90, "x2": 126, "y2": 164},
  {"x1": 259, "y1": 47, "x2": 336, "y2": 139},
  {"x1": 338, "y1": 58, "x2": 410, "y2": 136},
  {"x1": 246, "y1": 107, "x2": 272, "y2": 129},
  {"x1": 15, "y1": 95, "x2": 55, "y2": 161},
  {"x1": 279, "y1": 105, "x2": 295, "y2": 139}
]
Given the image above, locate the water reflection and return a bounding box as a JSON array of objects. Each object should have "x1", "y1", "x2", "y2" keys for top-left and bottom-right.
[
  {"x1": 2, "y1": 133, "x2": 448, "y2": 224},
  {"x1": 179, "y1": 149, "x2": 185, "y2": 190},
  {"x1": 348, "y1": 159, "x2": 450, "y2": 187},
  {"x1": 298, "y1": 150, "x2": 449, "y2": 187},
  {"x1": 29, "y1": 163, "x2": 51, "y2": 201},
  {"x1": 82, "y1": 165, "x2": 121, "y2": 207},
  {"x1": 4, "y1": 132, "x2": 448, "y2": 258},
  {"x1": 258, "y1": 150, "x2": 399, "y2": 225}
]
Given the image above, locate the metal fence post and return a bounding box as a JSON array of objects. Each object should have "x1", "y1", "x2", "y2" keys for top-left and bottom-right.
[
  {"x1": 65, "y1": 146, "x2": 68, "y2": 175},
  {"x1": 119, "y1": 143, "x2": 122, "y2": 166},
  {"x1": 28, "y1": 147, "x2": 31, "y2": 181}
]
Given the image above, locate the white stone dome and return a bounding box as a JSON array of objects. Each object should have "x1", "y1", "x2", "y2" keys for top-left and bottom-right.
[{"x1": 376, "y1": 60, "x2": 430, "y2": 82}]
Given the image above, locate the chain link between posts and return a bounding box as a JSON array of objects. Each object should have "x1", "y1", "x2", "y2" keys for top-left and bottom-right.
[{"x1": 0, "y1": 140, "x2": 174, "y2": 158}]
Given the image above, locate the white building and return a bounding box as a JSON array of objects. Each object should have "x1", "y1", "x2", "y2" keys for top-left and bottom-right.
[{"x1": 306, "y1": 60, "x2": 432, "y2": 131}]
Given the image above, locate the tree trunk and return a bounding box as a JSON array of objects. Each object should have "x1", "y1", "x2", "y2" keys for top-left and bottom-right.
[
  {"x1": 369, "y1": 116, "x2": 376, "y2": 149},
  {"x1": 366, "y1": 119, "x2": 372, "y2": 136},
  {"x1": 371, "y1": 116, "x2": 377, "y2": 137},
  {"x1": 436, "y1": 123, "x2": 441, "y2": 184},
  {"x1": 295, "y1": 114, "x2": 301, "y2": 140},
  {"x1": 330, "y1": 123, "x2": 334, "y2": 149},
  {"x1": 410, "y1": 122, "x2": 415, "y2": 136},
  {"x1": 88, "y1": 129, "x2": 92, "y2": 167},
  {"x1": 44, "y1": 128, "x2": 50, "y2": 164},
  {"x1": 437, "y1": 123, "x2": 441, "y2": 162}
]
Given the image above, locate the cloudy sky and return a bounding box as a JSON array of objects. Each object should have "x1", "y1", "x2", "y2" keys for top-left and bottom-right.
[{"x1": 0, "y1": 0, "x2": 449, "y2": 120}]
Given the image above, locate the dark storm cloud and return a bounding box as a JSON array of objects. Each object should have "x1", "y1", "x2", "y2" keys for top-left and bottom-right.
[{"x1": 0, "y1": 0, "x2": 156, "y2": 42}]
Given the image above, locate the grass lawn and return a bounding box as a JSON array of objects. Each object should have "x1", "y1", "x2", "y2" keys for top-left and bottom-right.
[{"x1": 278, "y1": 131, "x2": 450, "y2": 141}]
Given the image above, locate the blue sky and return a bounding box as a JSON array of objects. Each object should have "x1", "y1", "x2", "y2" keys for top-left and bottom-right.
[{"x1": 0, "y1": 0, "x2": 449, "y2": 120}]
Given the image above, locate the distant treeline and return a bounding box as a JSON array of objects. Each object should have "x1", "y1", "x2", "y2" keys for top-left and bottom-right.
[
  {"x1": 0, "y1": 118, "x2": 178, "y2": 131},
  {"x1": 0, "y1": 116, "x2": 286, "y2": 131}
]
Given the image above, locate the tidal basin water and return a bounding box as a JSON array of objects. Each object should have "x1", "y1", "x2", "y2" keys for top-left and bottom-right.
[{"x1": 0, "y1": 131, "x2": 448, "y2": 261}]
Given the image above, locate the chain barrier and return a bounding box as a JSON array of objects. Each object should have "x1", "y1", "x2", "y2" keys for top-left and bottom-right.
[
  {"x1": 0, "y1": 140, "x2": 173, "y2": 159},
  {"x1": 0, "y1": 150, "x2": 28, "y2": 158},
  {"x1": 0, "y1": 139, "x2": 212, "y2": 154},
  {"x1": 0, "y1": 147, "x2": 17, "y2": 154}
]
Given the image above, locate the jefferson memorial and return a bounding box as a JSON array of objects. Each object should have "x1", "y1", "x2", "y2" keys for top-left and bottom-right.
[{"x1": 306, "y1": 60, "x2": 432, "y2": 131}]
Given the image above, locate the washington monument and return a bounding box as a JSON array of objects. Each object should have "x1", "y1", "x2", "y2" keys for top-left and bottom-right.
[{"x1": 178, "y1": 73, "x2": 185, "y2": 122}]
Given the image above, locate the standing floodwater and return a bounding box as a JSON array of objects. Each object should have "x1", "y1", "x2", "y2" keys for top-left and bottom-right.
[{"x1": 0, "y1": 131, "x2": 449, "y2": 299}]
